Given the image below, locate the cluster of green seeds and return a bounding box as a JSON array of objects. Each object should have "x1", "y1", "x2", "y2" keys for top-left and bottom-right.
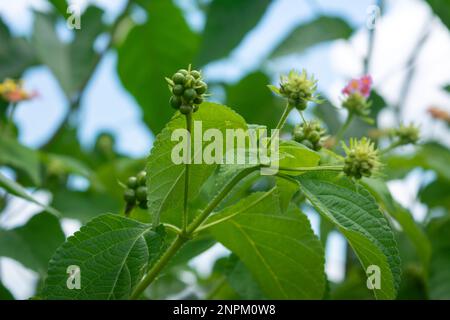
[
  {"x1": 391, "y1": 123, "x2": 420, "y2": 145},
  {"x1": 342, "y1": 93, "x2": 371, "y2": 117},
  {"x1": 277, "y1": 69, "x2": 319, "y2": 111},
  {"x1": 166, "y1": 67, "x2": 208, "y2": 114},
  {"x1": 293, "y1": 121, "x2": 326, "y2": 151},
  {"x1": 342, "y1": 138, "x2": 380, "y2": 179},
  {"x1": 123, "y1": 171, "x2": 147, "y2": 214}
]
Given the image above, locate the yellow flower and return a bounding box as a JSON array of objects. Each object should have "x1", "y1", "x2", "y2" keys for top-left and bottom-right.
[{"x1": 0, "y1": 78, "x2": 37, "y2": 103}]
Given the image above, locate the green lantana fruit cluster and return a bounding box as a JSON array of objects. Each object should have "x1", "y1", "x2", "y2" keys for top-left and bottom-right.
[
  {"x1": 293, "y1": 120, "x2": 326, "y2": 151},
  {"x1": 342, "y1": 137, "x2": 381, "y2": 179},
  {"x1": 166, "y1": 66, "x2": 208, "y2": 114},
  {"x1": 391, "y1": 123, "x2": 420, "y2": 145},
  {"x1": 269, "y1": 69, "x2": 320, "y2": 111},
  {"x1": 342, "y1": 92, "x2": 372, "y2": 117},
  {"x1": 123, "y1": 170, "x2": 148, "y2": 214}
]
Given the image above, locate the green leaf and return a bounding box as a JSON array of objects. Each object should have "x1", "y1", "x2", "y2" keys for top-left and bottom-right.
[
  {"x1": 197, "y1": 0, "x2": 272, "y2": 65},
  {"x1": 362, "y1": 178, "x2": 431, "y2": 268},
  {"x1": 0, "y1": 18, "x2": 35, "y2": 79},
  {"x1": 48, "y1": 0, "x2": 68, "y2": 17},
  {"x1": 296, "y1": 172, "x2": 401, "y2": 299},
  {"x1": 278, "y1": 140, "x2": 321, "y2": 173},
  {"x1": 146, "y1": 102, "x2": 247, "y2": 227},
  {"x1": 426, "y1": 0, "x2": 450, "y2": 30},
  {"x1": 42, "y1": 214, "x2": 165, "y2": 299},
  {"x1": 209, "y1": 188, "x2": 326, "y2": 299},
  {"x1": 270, "y1": 16, "x2": 353, "y2": 58},
  {"x1": 224, "y1": 254, "x2": 265, "y2": 300},
  {"x1": 419, "y1": 178, "x2": 450, "y2": 210},
  {"x1": 51, "y1": 189, "x2": 120, "y2": 223},
  {"x1": 0, "y1": 281, "x2": 14, "y2": 300},
  {"x1": 226, "y1": 72, "x2": 285, "y2": 128},
  {"x1": 0, "y1": 172, "x2": 61, "y2": 217},
  {"x1": 385, "y1": 142, "x2": 450, "y2": 181},
  {"x1": 32, "y1": 7, "x2": 104, "y2": 98},
  {"x1": 0, "y1": 212, "x2": 65, "y2": 274},
  {"x1": 0, "y1": 135, "x2": 40, "y2": 185},
  {"x1": 117, "y1": 0, "x2": 198, "y2": 134},
  {"x1": 426, "y1": 216, "x2": 450, "y2": 299}
]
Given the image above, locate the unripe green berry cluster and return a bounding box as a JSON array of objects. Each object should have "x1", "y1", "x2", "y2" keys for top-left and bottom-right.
[
  {"x1": 278, "y1": 69, "x2": 319, "y2": 111},
  {"x1": 342, "y1": 137, "x2": 380, "y2": 179},
  {"x1": 293, "y1": 121, "x2": 326, "y2": 151},
  {"x1": 391, "y1": 123, "x2": 420, "y2": 145},
  {"x1": 124, "y1": 171, "x2": 148, "y2": 211},
  {"x1": 166, "y1": 67, "x2": 208, "y2": 114},
  {"x1": 342, "y1": 92, "x2": 371, "y2": 117}
]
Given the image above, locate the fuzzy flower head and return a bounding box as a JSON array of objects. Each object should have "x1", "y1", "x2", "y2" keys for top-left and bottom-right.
[
  {"x1": 342, "y1": 75, "x2": 372, "y2": 98},
  {"x1": 341, "y1": 75, "x2": 373, "y2": 118},
  {"x1": 342, "y1": 137, "x2": 381, "y2": 179},
  {"x1": 0, "y1": 79, "x2": 37, "y2": 103},
  {"x1": 271, "y1": 69, "x2": 320, "y2": 111},
  {"x1": 293, "y1": 120, "x2": 326, "y2": 151},
  {"x1": 391, "y1": 123, "x2": 420, "y2": 145}
]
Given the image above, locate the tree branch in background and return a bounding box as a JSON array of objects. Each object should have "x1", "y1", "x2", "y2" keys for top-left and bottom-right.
[
  {"x1": 392, "y1": 16, "x2": 432, "y2": 123},
  {"x1": 41, "y1": 0, "x2": 134, "y2": 150}
]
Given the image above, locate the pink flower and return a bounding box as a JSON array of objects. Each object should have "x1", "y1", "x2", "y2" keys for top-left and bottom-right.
[{"x1": 342, "y1": 75, "x2": 372, "y2": 98}]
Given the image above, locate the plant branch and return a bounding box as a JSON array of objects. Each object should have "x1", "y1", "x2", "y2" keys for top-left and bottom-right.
[
  {"x1": 268, "y1": 103, "x2": 292, "y2": 149},
  {"x1": 130, "y1": 165, "x2": 260, "y2": 299},
  {"x1": 130, "y1": 235, "x2": 187, "y2": 300},
  {"x1": 276, "y1": 165, "x2": 344, "y2": 172},
  {"x1": 334, "y1": 112, "x2": 354, "y2": 144},
  {"x1": 392, "y1": 16, "x2": 432, "y2": 123},
  {"x1": 41, "y1": 0, "x2": 133, "y2": 150},
  {"x1": 182, "y1": 112, "x2": 192, "y2": 232},
  {"x1": 379, "y1": 140, "x2": 403, "y2": 155}
]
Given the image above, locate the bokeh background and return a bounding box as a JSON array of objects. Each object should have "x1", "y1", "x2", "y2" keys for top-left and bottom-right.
[{"x1": 0, "y1": 0, "x2": 449, "y2": 299}]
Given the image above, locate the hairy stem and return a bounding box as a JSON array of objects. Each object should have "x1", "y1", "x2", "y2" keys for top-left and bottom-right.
[
  {"x1": 276, "y1": 165, "x2": 344, "y2": 172},
  {"x1": 187, "y1": 166, "x2": 259, "y2": 234},
  {"x1": 130, "y1": 235, "x2": 187, "y2": 299},
  {"x1": 379, "y1": 140, "x2": 403, "y2": 155},
  {"x1": 182, "y1": 112, "x2": 192, "y2": 232},
  {"x1": 334, "y1": 112, "x2": 354, "y2": 145},
  {"x1": 268, "y1": 103, "x2": 292, "y2": 148},
  {"x1": 130, "y1": 166, "x2": 260, "y2": 299}
]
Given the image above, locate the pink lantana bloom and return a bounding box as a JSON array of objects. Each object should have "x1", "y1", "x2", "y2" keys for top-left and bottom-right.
[{"x1": 342, "y1": 75, "x2": 372, "y2": 98}]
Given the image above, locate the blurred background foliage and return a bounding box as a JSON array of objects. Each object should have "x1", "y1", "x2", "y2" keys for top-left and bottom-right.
[{"x1": 0, "y1": 0, "x2": 449, "y2": 300}]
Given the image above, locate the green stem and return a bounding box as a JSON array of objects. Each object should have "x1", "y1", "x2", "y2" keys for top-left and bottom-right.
[
  {"x1": 182, "y1": 112, "x2": 192, "y2": 232},
  {"x1": 130, "y1": 235, "x2": 187, "y2": 299},
  {"x1": 379, "y1": 140, "x2": 403, "y2": 155},
  {"x1": 300, "y1": 111, "x2": 307, "y2": 126},
  {"x1": 334, "y1": 112, "x2": 354, "y2": 145},
  {"x1": 275, "y1": 165, "x2": 344, "y2": 172},
  {"x1": 268, "y1": 103, "x2": 292, "y2": 149},
  {"x1": 186, "y1": 166, "x2": 259, "y2": 234},
  {"x1": 130, "y1": 165, "x2": 260, "y2": 299}
]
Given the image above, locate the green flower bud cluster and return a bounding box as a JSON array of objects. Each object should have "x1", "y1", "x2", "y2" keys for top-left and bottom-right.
[
  {"x1": 293, "y1": 121, "x2": 326, "y2": 151},
  {"x1": 124, "y1": 171, "x2": 148, "y2": 213},
  {"x1": 391, "y1": 123, "x2": 420, "y2": 145},
  {"x1": 342, "y1": 92, "x2": 371, "y2": 117},
  {"x1": 276, "y1": 69, "x2": 320, "y2": 111},
  {"x1": 166, "y1": 66, "x2": 208, "y2": 114},
  {"x1": 342, "y1": 137, "x2": 380, "y2": 179}
]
